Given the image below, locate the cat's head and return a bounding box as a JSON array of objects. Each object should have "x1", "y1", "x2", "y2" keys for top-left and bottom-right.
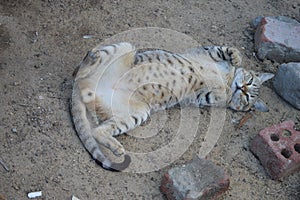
[{"x1": 229, "y1": 68, "x2": 274, "y2": 112}]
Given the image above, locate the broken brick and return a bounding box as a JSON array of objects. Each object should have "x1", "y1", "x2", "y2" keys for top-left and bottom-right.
[
  {"x1": 160, "y1": 157, "x2": 230, "y2": 200},
  {"x1": 254, "y1": 16, "x2": 300, "y2": 63},
  {"x1": 250, "y1": 120, "x2": 300, "y2": 180}
]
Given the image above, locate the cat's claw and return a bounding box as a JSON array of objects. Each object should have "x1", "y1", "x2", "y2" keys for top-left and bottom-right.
[{"x1": 112, "y1": 146, "x2": 125, "y2": 156}]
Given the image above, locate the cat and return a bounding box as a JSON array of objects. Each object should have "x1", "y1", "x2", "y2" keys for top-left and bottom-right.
[{"x1": 71, "y1": 42, "x2": 274, "y2": 171}]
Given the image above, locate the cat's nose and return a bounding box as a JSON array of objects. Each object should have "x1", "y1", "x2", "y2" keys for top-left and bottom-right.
[{"x1": 241, "y1": 85, "x2": 248, "y2": 92}]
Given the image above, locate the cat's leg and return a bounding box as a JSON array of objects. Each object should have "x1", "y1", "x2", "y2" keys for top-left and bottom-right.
[
  {"x1": 205, "y1": 46, "x2": 242, "y2": 67},
  {"x1": 91, "y1": 120, "x2": 127, "y2": 156},
  {"x1": 91, "y1": 102, "x2": 150, "y2": 156},
  {"x1": 195, "y1": 87, "x2": 229, "y2": 108},
  {"x1": 79, "y1": 87, "x2": 102, "y2": 125}
]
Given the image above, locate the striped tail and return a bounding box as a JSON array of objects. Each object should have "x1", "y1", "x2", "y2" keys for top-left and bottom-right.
[{"x1": 71, "y1": 83, "x2": 131, "y2": 171}]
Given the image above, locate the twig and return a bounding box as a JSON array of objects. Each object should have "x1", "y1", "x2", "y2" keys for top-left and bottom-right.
[
  {"x1": 252, "y1": 52, "x2": 260, "y2": 62},
  {"x1": 235, "y1": 112, "x2": 253, "y2": 130},
  {"x1": 207, "y1": 38, "x2": 216, "y2": 45},
  {"x1": 62, "y1": 187, "x2": 70, "y2": 191},
  {"x1": 16, "y1": 103, "x2": 29, "y2": 107},
  {"x1": 0, "y1": 158, "x2": 10, "y2": 172}
]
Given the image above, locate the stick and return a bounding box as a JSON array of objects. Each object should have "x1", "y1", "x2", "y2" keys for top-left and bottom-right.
[
  {"x1": 0, "y1": 158, "x2": 9, "y2": 172},
  {"x1": 235, "y1": 112, "x2": 253, "y2": 130}
]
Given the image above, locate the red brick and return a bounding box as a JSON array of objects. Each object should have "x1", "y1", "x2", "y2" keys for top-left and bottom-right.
[
  {"x1": 250, "y1": 121, "x2": 300, "y2": 180},
  {"x1": 254, "y1": 16, "x2": 300, "y2": 63},
  {"x1": 160, "y1": 157, "x2": 230, "y2": 200}
]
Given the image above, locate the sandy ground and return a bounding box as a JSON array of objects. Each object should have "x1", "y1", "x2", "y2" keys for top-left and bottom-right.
[{"x1": 1, "y1": 0, "x2": 300, "y2": 199}]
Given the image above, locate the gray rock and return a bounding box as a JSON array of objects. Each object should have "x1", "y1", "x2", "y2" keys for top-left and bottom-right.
[
  {"x1": 254, "y1": 16, "x2": 300, "y2": 63},
  {"x1": 251, "y1": 15, "x2": 264, "y2": 28},
  {"x1": 273, "y1": 62, "x2": 300, "y2": 110}
]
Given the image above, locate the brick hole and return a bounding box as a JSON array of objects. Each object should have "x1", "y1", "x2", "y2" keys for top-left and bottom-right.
[
  {"x1": 281, "y1": 148, "x2": 292, "y2": 159},
  {"x1": 270, "y1": 133, "x2": 279, "y2": 141},
  {"x1": 294, "y1": 143, "x2": 300, "y2": 154},
  {"x1": 282, "y1": 129, "x2": 292, "y2": 137}
]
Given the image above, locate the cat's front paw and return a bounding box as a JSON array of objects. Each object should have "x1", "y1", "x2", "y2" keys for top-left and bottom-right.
[{"x1": 228, "y1": 48, "x2": 242, "y2": 67}]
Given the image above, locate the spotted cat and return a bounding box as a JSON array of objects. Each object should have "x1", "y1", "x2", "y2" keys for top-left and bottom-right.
[{"x1": 71, "y1": 42, "x2": 274, "y2": 171}]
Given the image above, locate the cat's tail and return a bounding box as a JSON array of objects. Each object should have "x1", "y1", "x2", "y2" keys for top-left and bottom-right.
[{"x1": 71, "y1": 83, "x2": 131, "y2": 171}]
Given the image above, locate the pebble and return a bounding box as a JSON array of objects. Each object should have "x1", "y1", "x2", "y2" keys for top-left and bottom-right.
[{"x1": 28, "y1": 191, "x2": 42, "y2": 199}]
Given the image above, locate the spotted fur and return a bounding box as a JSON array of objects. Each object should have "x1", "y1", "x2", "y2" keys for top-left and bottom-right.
[{"x1": 71, "y1": 42, "x2": 274, "y2": 171}]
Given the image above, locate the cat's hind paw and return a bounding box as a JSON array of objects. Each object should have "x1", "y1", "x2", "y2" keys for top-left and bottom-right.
[{"x1": 112, "y1": 145, "x2": 125, "y2": 157}]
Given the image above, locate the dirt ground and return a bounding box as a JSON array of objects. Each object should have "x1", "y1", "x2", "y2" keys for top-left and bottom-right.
[{"x1": 1, "y1": 0, "x2": 300, "y2": 199}]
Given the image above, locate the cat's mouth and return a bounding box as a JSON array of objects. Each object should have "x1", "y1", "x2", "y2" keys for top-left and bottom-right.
[
  {"x1": 229, "y1": 82, "x2": 251, "y2": 111},
  {"x1": 234, "y1": 82, "x2": 250, "y2": 102}
]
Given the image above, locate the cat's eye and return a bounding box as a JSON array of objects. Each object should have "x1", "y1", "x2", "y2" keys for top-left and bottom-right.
[
  {"x1": 245, "y1": 93, "x2": 250, "y2": 103},
  {"x1": 246, "y1": 77, "x2": 253, "y2": 85}
]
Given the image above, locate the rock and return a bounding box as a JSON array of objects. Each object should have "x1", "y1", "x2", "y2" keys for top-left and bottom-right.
[
  {"x1": 251, "y1": 16, "x2": 264, "y2": 28},
  {"x1": 27, "y1": 191, "x2": 42, "y2": 199},
  {"x1": 273, "y1": 62, "x2": 300, "y2": 110},
  {"x1": 254, "y1": 16, "x2": 300, "y2": 63},
  {"x1": 160, "y1": 157, "x2": 230, "y2": 200},
  {"x1": 72, "y1": 196, "x2": 80, "y2": 200},
  {"x1": 250, "y1": 121, "x2": 300, "y2": 180}
]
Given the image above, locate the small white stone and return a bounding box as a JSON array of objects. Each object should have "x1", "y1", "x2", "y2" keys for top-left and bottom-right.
[
  {"x1": 28, "y1": 191, "x2": 42, "y2": 198},
  {"x1": 72, "y1": 196, "x2": 80, "y2": 200},
  {"x1": 83, "y1": 35, "x2": 93, "y2": 39}
]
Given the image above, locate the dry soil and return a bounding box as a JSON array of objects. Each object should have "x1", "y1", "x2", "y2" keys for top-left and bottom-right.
[{"x1": 0, "y1": 0, "x2": 300, "y2": 199}]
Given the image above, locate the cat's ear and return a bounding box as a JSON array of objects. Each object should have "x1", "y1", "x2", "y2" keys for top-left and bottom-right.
[
  {"x1": 253, "y1": 98, "x2": 269, "y2": 112},
  {"x1": 258, "y1": 73, "x2": 274, "y2": 83}
]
